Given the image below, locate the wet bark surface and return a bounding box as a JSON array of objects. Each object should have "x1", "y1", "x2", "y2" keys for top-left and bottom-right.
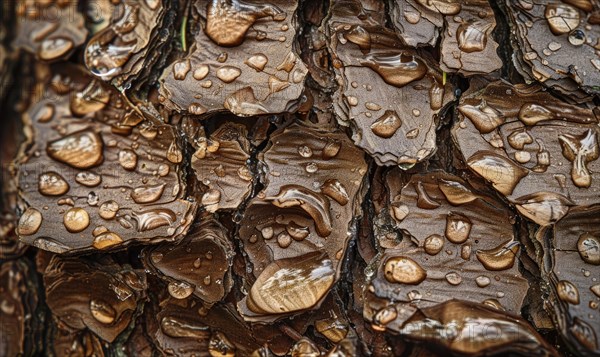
[{"x1": 1, "y1": 0, "x2": 600, "y2": 356}]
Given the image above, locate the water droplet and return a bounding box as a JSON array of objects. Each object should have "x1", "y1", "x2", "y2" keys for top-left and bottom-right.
[
  {"x1": 373, "y1": 306, "x2": 397, "y2": 328},
  {"x1": 445, "y1": 212, "x2": 472, "y2": 244},
  {"x1": 322, "y1": 140, "x2": 341, "y2": 159},
  {"x1": 90, "y1": 299, "x2": 116, "y2": 324},
  {"x1": 118, "y1": 149, "x2": 137, "y2": 170},
  {"x1": 270, "y1": 185, "x2": 332, "y2": 237},
  {"x1": 415, "y1": 0, "x2": 461, "y2": 15},
  {"x1": 261, "y1": 226, "x2": 274, "y2": 240},
  {"x1": 39, "y1": 37, "x2": 74, "y2": 60},
  {"x1": 544, "y1": 3, "x2": 580, "y2": 35},
  {"x1": 202, "y1": 189, "x2": 221, "y2": 212},
  {"x1": 458, "y1": 100, "x2": 504, "y2": 134},
  {"x1": 416, "y1": 181, "x2": 440, "y2": 209},
  {"x1": 461, "y1": 244, "x2": 472, "y2": 260},
  {"x1": 577, "y1": 233, "x2": 600, "y2": 265},
  {"x1": 424, "y1": 234, "x2": 444, "y2": 255},
  {"x1": 287, "y1": 222, "x2": 309, "y2": 241},
  {"x1": 514, "y1": 192, "x2": 573, "y2": 226},
  {"x1": 445, "y1": 272, "x2": 462, "y2": 285},
  {"x1": 167, "y1": 140, "x2": 183, "y2": 164},
  {"x1": 557, "y1": 280, "x2": 580, "y2": 304},
  {"x1": 361, "y1": 53, "x2": 427, "y2": 88},
  {"x1": 276, "y1": 52, "x2": 296, "y2": 72},
  {"x1": 384, "y1": 256, "x2": 427, "y2": 285},
  {"x1": 476, "y1": 240, "x2": 519, "y2": 271},
  {"x1": 168, "y1": 281, "x2": 194, "y2": 299},
  {"x1": 365, "y1": 102, "x2": 381, "y2": 111},
  {"x1": 568, "y1": 29, "x2": 586, "y2": 46},
  {"x1": 438, "y1": 179, "x2": 478, "y2": 205},
  {"x1": 457, "y1": 21, "x2": 491, "y2": 53},
  {"x1": 47, "y1": 130, "x2": 104, "y2": 169},
  {"x1": 216, "y1": 66, "x2": 242, "y2": 83},
  {"x1": 131, "y1": 184, "x2": 166, "y2": 204},
  {"x1": 205, "y1": 0, "x2": 286, "y2": 47},
  {"x1": 507, "y1": 131, "x2": 533, "y2": 150},
  {"x1": 63, "y1": 207, "x2": 90, "y2": 233},
  {"x1": 558, "y1": 129, "x2": 598, "y2": 188},
  {"x1": 74, "y1": 172, "x2": 101, "y2": 188},
  {"x1": 305, "y1": 162, "x2": 318, "y2": 173},
  {"x1": 391, "y1": 203, "x2": 409, "y2": 222},
  {"x1": 298, "y1": 145, "x2": 313, "y2": 158},
  {"x1": 38, "y1": 172, "x2": 70, "y2": 196},
  {"x1": 518, "y1": 103, "x2": 554, "y2": 125},
  {"x1": 371, "y1": 110, "x2": 402, "y2": 138},
  {"x1": 92, "y1": 232, "x2": 123, "y2": 249},
  {"x1": 193, "y1": 64, "x2": 210, "y2": 80},
  {"x1": 246, "y1": 253, "x2": 335, "y2": 314},
  {"x1": 98, "y1": 201, "x2": 119, "y2": 220},
  {"x1": 245, "y1": 54, "x2": 268, "y2": 71},
  {"x1": 17, "y1": 208, "x2": 43, "y2": 236},
  {"x1": 467, "y1": 151, "x2": 528, "y2": 195},
  {"x1": 591, "y1": 284, "x2": 600, "y2": 298},
  {"x1": 173, "y1": 59, "x2": 191, "y2": 80},
  {"x1": 570, "y1": 318, "x2": 598, "y2": 351},
  {"x1": 344, "y1": 25, "x2": 372, "y2": 52},
  {"x1": 476, "y1": 275, "x2": 491, "y2": 287},
  {"x1": 277, "y1": 232, "x2": 292, "y2": 248},
  {"x1": 320, "y1": 179, "x2": 349, "y2": 206}
]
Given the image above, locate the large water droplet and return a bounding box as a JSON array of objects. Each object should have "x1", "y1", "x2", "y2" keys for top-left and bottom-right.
[
  {"x1": 131, "y1": 184, "x2": 166, "y2": 204},
  {"x1": 384, "y1": 256, "x2": 427, "y2": 285},
  {"x1": 47, "y1": 130, "x2": 104, "y2": 169},
  {"x1": 570, "y1": 318, "x2": 598, "y2": 351},
  {"x1": 173, "y1": 59, "x2": 191, "y2": 80},
  {"x1": 131, "y1": 209, "x2": 176, "y2": 232},
  {"x1": 544, "y1": 3, "x2": 580, "y2": 35},
  {"x1": 577, "y1": 233, "x2": 600, "y2": 265},
  {"x1": 438, "y1": 179, "x2": 478, "y2": 205},
  {"x1": 507, "y1": 131, "x2": 533, "y2": 150},
  {"x1": 445, "y1": 212, "x2": 472, "y2": 244},
  {"x1": 216, "y1": 66, "x2": 242, "y2": 83},
  {"x1": 70, "y1": 80, "x2": 110, "y2": 117},
  {"x1": 17, "y1": 208, "x2": 43, "y2": 236},
  {"x1": 205, "y1": 0, "x2": 286, "y2": 47},
  {"x1": 320, "y1": 179, "x2": 349, "y2": 206},
  {"x1": 168, "y1": 281, "x2": 194, "y2": 299},
  {"x1": 557, "y1": 280, "x2": 580, "y2": 305},
  {"x1": 424, "y1": 234, "x2": 444, "y2": 255},
  {"x1": 514, "y1": 192, "x2": 573, "y2": 226},
  {"x1": 246, "y1": 252, "x2": 335, "y2": 314},
  {"x1": 475, "y1": 240, "x2": 519, "y2": 271},
  {"x1": 457, "y1": 21, "x2": 491, "y2": 53},
  {"x1": 361, "y1": 53, "x2": 427, "y2": 88},
  {"x1": 90, "y1": 299, "x2": 116, "y2": 324},
  {"x1": 99, "y1": 201, "x2": 119, "y2": 220},
  {"x1": 118, "y1": 149, "x2": 138, "y2": 170},
  {"x1": 75, "y1": 172, "x2": 102, "y2": 187},
  {"x1": 458, "y1": 100, "x2": 504, "y2": 134},
  {"x1": 63, "y1": 207, "x2": 90, "y2": 233},
  {"x1": 245, "y1": 54, "x2": 268, "y2": 71},
  {"x1": 518, "y1": 103, "x2": 554, "y2": 125},
  {"x1": 415, "y1": 0, "x2": 461, "y2": 15},
  {"x1": 370, "y1": 110, "x2": 402, "y2": 138},
  {"x1": 467, "y1": 151, "x2": 528, "y2": 196},
  {"x1": 270, "y1": 185, "x2": 332, "y2": 237},
  {"x1": 558, "y1": 129, "x2": 598, "y2": 188},
  {"x1": 92, "y1": 232, "x2": 123, "y2": 249}
]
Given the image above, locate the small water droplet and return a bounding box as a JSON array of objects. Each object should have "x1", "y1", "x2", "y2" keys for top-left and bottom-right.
[{"x1": 384, "y1": 256, "x2": 427, "y2": 285}]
